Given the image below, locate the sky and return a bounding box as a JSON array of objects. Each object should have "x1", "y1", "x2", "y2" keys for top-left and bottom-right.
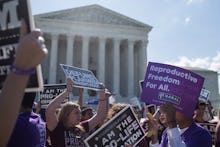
[{"x1": 31, "y1": 0, "x2": 220, "y2": 74}]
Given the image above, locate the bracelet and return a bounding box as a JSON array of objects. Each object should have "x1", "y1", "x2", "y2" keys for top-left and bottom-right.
[
  {"x1": 98, "y1": 99, "x2": 106, "y2": 101},
  {"x1": 10, "y1": 65, "x2": 36, "y2": 75}
]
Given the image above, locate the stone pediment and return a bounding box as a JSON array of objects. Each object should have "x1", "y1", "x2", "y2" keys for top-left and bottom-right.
[{"x1": 35, "y1": 4, "x2": 151, "y2": 29}]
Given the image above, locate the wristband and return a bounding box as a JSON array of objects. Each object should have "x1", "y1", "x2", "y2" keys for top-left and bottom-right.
[
  {"x1": 10, "y1": 65, "x2": 36, "y2": 75},
  {"x1": 98, "y1": 99, "x2": 106, "y2": 101}
]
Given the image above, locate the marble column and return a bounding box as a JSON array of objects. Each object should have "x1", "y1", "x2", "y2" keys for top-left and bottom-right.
[
  {"x1": 49, "y1": 33, "x2": 58, "y2": 84},
  {"x1": 113, "y1": 38, "x2": 120, "y2": 95},
  {"x1": 81, "y1": 36, "x2": 89, "y2": 99},
  {"x1": 140, "y1": 40, "x2": 147, "y2": 80},
  {"x1": 98, "y1": 37, "x2": 106, "y2": 83},
  {"x1": 128, "y1": 40, "x2": 134, "y2": 97},
  {"x1": 66, "y1": 34, "x2": 74, "y2": 65},
  {"x1": 82, "y1": 36, "x2": 89, "y2": 69}
]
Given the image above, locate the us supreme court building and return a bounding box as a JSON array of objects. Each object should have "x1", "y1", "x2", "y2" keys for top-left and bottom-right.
[{"x1": 34, "y1": 5, "x2": 152, "y2": 98}]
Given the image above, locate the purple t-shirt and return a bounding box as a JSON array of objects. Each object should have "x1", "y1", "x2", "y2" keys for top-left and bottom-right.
[
  {"x1": 7, "y1": 112, "x2": 46, "y2": 147},
  {"x1": 160, "y1": 122, "x2": 212, "y2": 147}
]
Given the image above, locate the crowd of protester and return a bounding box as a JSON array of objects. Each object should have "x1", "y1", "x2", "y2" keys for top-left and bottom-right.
[{"x1": 1, "y1": 19, "x2": 220, "y2": 147}]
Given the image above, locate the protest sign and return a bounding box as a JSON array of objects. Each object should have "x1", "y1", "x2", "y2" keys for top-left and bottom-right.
[
  {"x1": 84, "y1": 106, "x2": 145, "y2": 147},
  {"x1": 199, "y1": 123, "x2": 216, "y2": 144},
  {"x1": 0, "y1": 0, "x2": 43, "y2": 92},
  {"x1": 60, "y1": 64, "x2": 101, "y2": 91},
  {"x1": 139, "y1": 80, "x2": 144, "y2": 92},
  {"x1": 129, "y1": 97, "x2": 142, "y2": 110},
  {"x1": 38, "y1": 84, "x2": 69, "y2": 109},
  {"x1": 146, "y1": 104, "x2": 157, "y2": 114},
  {"x1": 141, "y1": 62, "x2": 204, "y2": 116},
  {"x1": 199, "y1": 88, "x2": 210, "y2": 103}
]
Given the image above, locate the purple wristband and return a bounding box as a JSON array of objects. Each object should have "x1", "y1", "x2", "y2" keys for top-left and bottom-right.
[{"x1": 10, "y1": 65, "x2": 36, "y2": 75}]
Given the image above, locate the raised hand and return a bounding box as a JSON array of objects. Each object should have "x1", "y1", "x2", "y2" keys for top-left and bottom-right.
[
  {"x1": 13, "y1": 20, "x2": 48, "y2": 70},
  {"x1": 66, "y1": 77, "x2": 74, "y2": 93}
]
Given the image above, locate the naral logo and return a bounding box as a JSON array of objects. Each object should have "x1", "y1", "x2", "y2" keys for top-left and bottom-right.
[{"x1": 158, "y1": 92, "x2": 181, "y2": 105}]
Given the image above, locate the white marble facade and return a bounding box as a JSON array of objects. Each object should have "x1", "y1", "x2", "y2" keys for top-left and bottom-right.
[
  {"x1": 186, "y1": 67, "x2": 220, "y2": 110},
  {"x1": 34, "y1": 4, "x2": 152, "y2": 98}
]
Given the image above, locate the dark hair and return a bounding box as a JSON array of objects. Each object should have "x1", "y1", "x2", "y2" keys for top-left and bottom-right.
[
  {"x1": 21, "y1": 92, "x2": 36, "y2": 109},
  {"x1": 81, "y1": 107, "x2": 93, "y2": 116},
  {"x1": 195, "y1": 100, "x2": 206, "y2": 110}
]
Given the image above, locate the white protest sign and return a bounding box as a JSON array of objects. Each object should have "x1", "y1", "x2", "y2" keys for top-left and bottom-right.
[
  {"x1": 199, "y1": 88, "x2": 210, "y2": 103},
  {"x1": 60, "y1": 64, "x2": 101, "y2": 91},
  {"x1": 129, "y1": 97, "x2": 142, "y2": 110},
  {"x1": 84, "y1": 106, "x2": 145, "y2": 147},
  {"x1": 139, "y1": 80, "x2": 144, "y2": 90}
]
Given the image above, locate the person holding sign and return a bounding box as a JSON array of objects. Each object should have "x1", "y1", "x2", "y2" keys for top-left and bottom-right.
[
  {"x1": 77, "y1": 88, "x2": 95, "y2": 122},
  {"x1": 0, "y1": 20, "x2": 47, "y2": 146},
  {"x1": 7, "y1": 92, "x2": 46, "y2": 147},
  {"x1": 193, "y1": 100, "x2": 209, "y2": 123},
  {"x1": 46, "y1": 78, "x2": 109, "y2": 147},
  {"x1": 81, "y1": 106, "x2": 94, "y2": 121},
  {"x1": 149, "y1": 103, "x2": 212, "y2": 147}
]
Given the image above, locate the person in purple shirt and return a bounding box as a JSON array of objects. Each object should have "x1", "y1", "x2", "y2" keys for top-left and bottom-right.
[
  {"x1": 0, "y1": 20, "x2": 47, "y2": 146},
  {"x1": 149, "y1": 103, "x2": 212, "y2": 147},
  {"x1": 7, "y1": 92, "x2": 46, "y2": 147}
]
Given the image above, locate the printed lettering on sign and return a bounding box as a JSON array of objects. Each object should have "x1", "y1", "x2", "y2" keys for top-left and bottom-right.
[
  {"x1": 141, "y1": 62, "x2": 204, "y2": 117},
  {"x1": 84, "y1": 106, "x2": 145, "y2": 147},
  {"x1": 38, "y1": 84, "x2": 69, "y2": 109},
  {"x1": 60, "y1": 64, "x2": 101, "y2": 91},
  {"x1": 0, "y1": 0, "x2": 43, "y2": 92}
]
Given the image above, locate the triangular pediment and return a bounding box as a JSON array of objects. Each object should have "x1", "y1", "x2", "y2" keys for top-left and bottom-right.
[{"x1": 35, "y1": 4, "x2": 151, "y2": 29}]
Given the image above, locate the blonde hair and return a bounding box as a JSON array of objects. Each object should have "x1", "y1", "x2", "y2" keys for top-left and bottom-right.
[
  {"x1": 58, "y1": 101, "x2": 80, "y2": 128},
  {"x1": 107, "y1": 103, "x2": 128, "y2": 120}
]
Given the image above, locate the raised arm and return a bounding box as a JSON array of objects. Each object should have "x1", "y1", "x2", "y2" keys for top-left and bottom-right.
[
  {"x1": 0, "y1": 20, "x2": 47, "y2": 146},
  {"x1": 77, "y1": 88, "x2": 84, "y2": 108},
  {"x1": 35, "y1": 99, "x2": 42, "y2": 114},
  {"x1": 46, "y1": 78, "x2": 73, "y2": 131},
  {"x1": 88, "y1": 84, "x2": 109, "y2": 131},
  {"x1": 215, "y1": 121, "x2": 220, "y2": 146}
]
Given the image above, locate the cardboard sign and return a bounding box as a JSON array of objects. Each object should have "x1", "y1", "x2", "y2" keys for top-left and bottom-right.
[
  {"x1": 199, "y1": 88, "x2": 210, "y2": 103},
  {"x1": 84, "y1": 106, "x2": 145, "y2": 147},
  {"x1": 141, "y1": 62, "x2": 204, "y2": 116},
  {"x1": 38, "y1": 84, "x2": 69, "y2": 109},
  {"x1": 60, "y1": 64, "x2": 101, "y2": 91},
  {"x1": 0, "y1": 0, "x2": 43, "y2": 92},
  {"x1": 199, "y1": 123, "x2": 216, "y2": 145}
]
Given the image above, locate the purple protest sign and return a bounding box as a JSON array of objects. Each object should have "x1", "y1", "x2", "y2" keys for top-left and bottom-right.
[{"x1": 141, "y1": 62, "x2": 204, "y2": 116}]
